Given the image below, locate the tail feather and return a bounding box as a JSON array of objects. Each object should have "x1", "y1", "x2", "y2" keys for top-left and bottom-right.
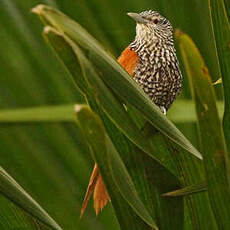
[
  {"x1": 94, "y1": 173, "x2": 111, "y2": 215},
  {"x1": 80, "y1": 164, "x2": 99, "y2": 218},
  {"x1": 80, "y1": 164, "x2": 110, "y2": 217}
]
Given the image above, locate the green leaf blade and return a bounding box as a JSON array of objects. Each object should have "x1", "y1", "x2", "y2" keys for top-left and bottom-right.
[
  {"x1": 0, "y1": 104, "x2": 75, "y2": 123},
  {"x1": 209, "y1": 0, "x2": 230, "y2": 155},
  {"x1": 0, "y1": 166, "x2": 63, "y2": 230},
  {"x1": 177, "y1": 31, "x2": 230, "y2": 229},
  {"x1": 32, "y1": 4, "x2": 202, "y2": 161},
  {"x1": 42, "y1": 26, "x2": 180, "y2": 177},
  {"x1": 75, "y1": 106, "x2": 158, "y2": 230},
  {"x1": 162, "y1": 181, "x2": 207, "y2": 197}
]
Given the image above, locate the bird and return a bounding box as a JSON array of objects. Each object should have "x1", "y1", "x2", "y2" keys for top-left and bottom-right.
[{"x1": 80, "y1": 10, "x2": 182, "y2": 217}]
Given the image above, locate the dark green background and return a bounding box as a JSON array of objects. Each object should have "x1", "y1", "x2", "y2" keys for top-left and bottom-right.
[{"x1": 0, "y1": 0, "x2": 223, "y2": 229}]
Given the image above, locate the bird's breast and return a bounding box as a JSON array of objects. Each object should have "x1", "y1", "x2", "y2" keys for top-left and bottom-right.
[
  {"x1": 133, "y1": 46, "x2": 182, "y2": 109},
  {"x1": 117, "y1": 44, "x2": 182, "y2": 110}
]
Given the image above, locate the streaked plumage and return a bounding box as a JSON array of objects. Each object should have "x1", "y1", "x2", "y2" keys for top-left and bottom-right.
[
  {"x1": 128, "y1": 10, "x2": 182, "y2": 112},
  {"x1": 81, "y1": 10, "x2": 182, "y2": 217}
]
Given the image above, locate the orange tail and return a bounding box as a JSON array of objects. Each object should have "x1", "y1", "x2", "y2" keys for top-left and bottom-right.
[{"x1": 80, "y1": 164, "x2": 110, "y2": 218}]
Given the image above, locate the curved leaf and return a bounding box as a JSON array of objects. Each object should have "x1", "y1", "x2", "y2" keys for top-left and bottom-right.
[
  {"x1": 42, "y1": 26, "x2": 179, "y2": 176},
  {"x1": 32, "y1": 4, "x2": 202, "y2": 160},
  {"x1": 208, "y1": 0, "x2": 230, "y2": 154},
  {"x1": 0, "y1": 166, "x2": 62, "y2": 230},
  {"x1": 162, "y1": 181, "x2": 207, "y2": 197},
  {"x1": 177, "y1": 31, "x2": 230, "y2": 229},
  {"x1": 75, "y1": 106, "x2": 158, "y2": 230}
]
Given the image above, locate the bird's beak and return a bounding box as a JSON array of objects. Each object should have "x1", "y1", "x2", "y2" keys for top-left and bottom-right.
[{"x1": 127, "y1": 12, "x2": 147, "y2": 24}]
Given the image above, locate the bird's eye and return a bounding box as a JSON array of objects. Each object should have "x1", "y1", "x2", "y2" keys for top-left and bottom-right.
[{"x1": 153, "y1": 19, "x2": 159, "y2": 24}]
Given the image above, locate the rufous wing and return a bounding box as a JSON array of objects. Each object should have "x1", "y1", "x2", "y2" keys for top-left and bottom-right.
[{"x1": 117, "y1": 46, "x2": 139, "y2": 76}]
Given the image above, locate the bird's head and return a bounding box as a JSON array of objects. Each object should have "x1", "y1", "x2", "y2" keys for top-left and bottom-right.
[{"x1": 127, "y1": 10, "x2": 173, "y2": 44}]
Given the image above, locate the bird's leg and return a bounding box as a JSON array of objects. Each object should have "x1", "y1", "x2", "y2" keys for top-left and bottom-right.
[{"x1": 160, "y1": 106, "x2": 167, "y2": 115}]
